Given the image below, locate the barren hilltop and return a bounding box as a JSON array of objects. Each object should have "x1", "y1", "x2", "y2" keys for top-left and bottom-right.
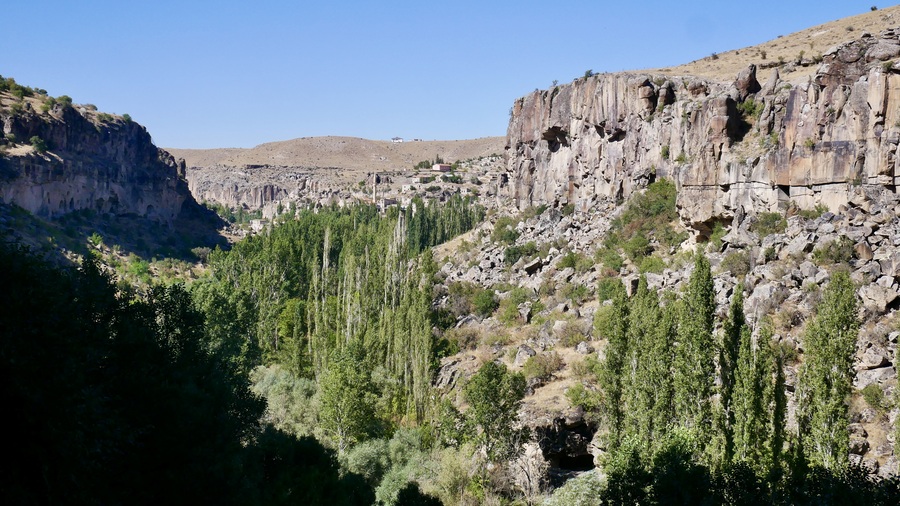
[
  {"x1": 653, "y1": 4, "x2": 900, "y2": 82},
  {"x1": 166, "y1": 136, "x2": 505, "y2": 173}
]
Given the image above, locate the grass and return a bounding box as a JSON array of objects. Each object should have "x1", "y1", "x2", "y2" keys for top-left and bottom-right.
[{"x1": 751, "y1": 212, "x2": 787, "y2": 238}]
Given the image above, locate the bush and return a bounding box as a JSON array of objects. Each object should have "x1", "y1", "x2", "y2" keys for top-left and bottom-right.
[
  {"x1": 737, "y1": 99, "x2": 763, "y2": 119},
  {"x1": 597, "y1": 277, "x2": 622, "y2": 301},
  {"x1": 799, "y1": 204, "x2": 828, "y2": 220},
  {"x1": 639, "y1": 255, "x2": 666, "y2": 274},
  {"x1": 522, "y1": 351, "x2": 563, "y2": 381},
  {"x1": 561, "y1": 203, "x2": 575, "y2": 216},
  {"x1": 504, "y1": 241, "x2": 537, "y2": 265},
  {"x1": 29, "y1": 136, "x2": 48, "y2": 153},
  {"x1": 472, "y1": 289, "x2": 498, "y2": 317},
  {"x1": 492, "y1": 216, "x2": 520, "y2": 245},
  {"x1": 812, "y1": 236, "x2": 855, "y2": 265},
  {"x1": 751, "y1": 212, "x2": 786, "y2": 238},
  {"x1": 861, "y1": 384, "x2": 886, "y2": 412},
  {"x1": 661, "y1": 145, "x2": 670, "y2": 159},
  {"x1": 560, "y1": 283, "x2": 589, "y2": 304},
  {"x1": 544, "y1": 469, "x2": 605, "y2": 506},
  {"x1": 498, "y1": 287, "x2": 529, "y2": 324},
  {"x1": 596, "y1": 247, "x2": 624, "y2": 272},
  {"x1": 720, "y1": 250, "x2": 750, "y2": 276}
]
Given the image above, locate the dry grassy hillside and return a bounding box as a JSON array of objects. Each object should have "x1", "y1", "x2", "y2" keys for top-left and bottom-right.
[
  {"x1": 650, "y1": 4, "x2": 900, "y2": 82},
  {"x1": 167, "y1": 136, "x2": 506, "y2": 172}
]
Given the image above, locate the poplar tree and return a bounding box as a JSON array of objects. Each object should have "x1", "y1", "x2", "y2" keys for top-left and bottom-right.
[
  {"x1": 797, "y1": 270, "x2": 859, "y2": 470},
  {"x1": 674, "y1": 253, "x2": 716, "y2": 450},
  {"x1": 716, "y1": 286, "x2": 745, "y2": 468},
  {"x1": 595, "y1": 278, "x2": 629, "y2": 451},
  {"x1": 733, "y1": 323, "x2": 776, "y2": 473},
  {"x1": 624, "y1": 276, "x2": 664, "y2": 453}
]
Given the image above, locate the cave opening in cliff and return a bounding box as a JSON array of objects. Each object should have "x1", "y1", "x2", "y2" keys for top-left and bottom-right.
[{"x1": 556, "y1": 454, "x2": 595, "y2": 472}]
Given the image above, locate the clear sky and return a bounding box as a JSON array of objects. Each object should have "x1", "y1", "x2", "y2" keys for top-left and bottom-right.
[{"x1": 1, "y1": 1, "x2": 890, "y2": 148}]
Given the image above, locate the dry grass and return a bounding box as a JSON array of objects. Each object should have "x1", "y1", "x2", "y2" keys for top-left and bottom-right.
[{"x1": 647, "y1": 5, "x2": 900, "y2": 84}]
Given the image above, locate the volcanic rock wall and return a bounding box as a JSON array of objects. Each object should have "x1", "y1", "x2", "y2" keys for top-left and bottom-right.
[
  {"x1": 0, "y1": 103, "x2": 193, "y2": 223},
  {"x1": 505, "y1": 30, "x2": 900, "y2": 235}
]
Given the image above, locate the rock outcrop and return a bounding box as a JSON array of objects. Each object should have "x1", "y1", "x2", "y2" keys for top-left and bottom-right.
[
  {"x1": 0, "y1": 101, "x2": 195, "y2": 224},
  {"x1": 505, "y1": 29, "x2": 900, "y2": 236}
]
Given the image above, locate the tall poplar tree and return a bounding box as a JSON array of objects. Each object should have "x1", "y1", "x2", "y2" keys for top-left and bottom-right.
[
  {"x1": 595, "y1": 279, "x2": 629, "y2": 451},
  {"x1": 716, "y1": 286, "x2": 745, "y2": 468},
  {"x1": 674, "y1": 253, "x2": 716, "y2": 450},
  {"x1": 797, "y1": 270, "x2": 859, "y2": 470}
]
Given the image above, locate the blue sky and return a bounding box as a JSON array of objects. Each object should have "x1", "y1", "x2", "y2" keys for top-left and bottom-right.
[{"x1": 1, "y1": 1, "x2": 888, "y2": 148}]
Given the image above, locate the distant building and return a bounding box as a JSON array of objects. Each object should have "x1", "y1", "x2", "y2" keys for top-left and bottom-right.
[
  {"x1": 433, "y1": 163, "x2": 452, "y2": 172},
  {"x1": 391, "y1": 137, "x2": 404, "y2": 143}
]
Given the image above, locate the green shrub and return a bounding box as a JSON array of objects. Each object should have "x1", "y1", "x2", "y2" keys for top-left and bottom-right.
[
  {"x1": 812, "y1": 236, "x2": 855, "y2": 265},
  {"x1": 720, "y1": 250, "x2": 750, "y2": 276},
  {"x1": 504, "y1": 241, "x2": 537, "y2": 264},
  {"x1": 708, "y1": 222, "x2": 727, "y2": 251},
  {"x1": 472, "y1": 289, "x2": 498, "y2": 317},
  {"x1": 491, "y1": 216, "x2": 520, "y2": 244},
  {"x1": 498, "y1": 287, "x2": 529, "y2": 324},
  {"x1": 639, "y1": 255, "x2": 666, "y2": 274},
  {"x1": 29, "y1": 136, "x2": 48, "y2": 153},
  {"x1": 522, "y1": 351, "x2": 563, "y2": 381},
  {"x1": 737, "y1": 98, "x2": 763, "y2": 119},
  {"x1": 88, "y1": 232, "x2": 103, "y2": 248},
  {"x1": 122, "y1": 113, "x2": 132, "y2": 123},
  {"x1": 561, "y1": 203, "x2": 575, "y2": 216},
  {"x1": 596, "y1": 277, "x2": 622, "y2": 301},
  {"x1": 596, "y1": 247, "x2": 624, "y2": 272},
  {"x1": 560, "y1": 283, "x2": 589, "y2": 304},
  {"x1": 661, "y1": 144, "x2": 670, "y2": 159},
  {"x1": 799, "y1": 204, "x2": 828, "y2": 220},
  {"x1": 752, "y1": 212, "x2": 786, "y2": 238},
  {"x1": 861, "y1": 383, "x2": 885, "y2": 412}
]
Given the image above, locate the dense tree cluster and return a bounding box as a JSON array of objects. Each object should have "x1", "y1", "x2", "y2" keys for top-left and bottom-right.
[
  {"x1": 0, "y1": 242, "x2": 376, "y2": 505},
  {"x1": 574, "y1": 254, "x2": 900, "y2": 503}
]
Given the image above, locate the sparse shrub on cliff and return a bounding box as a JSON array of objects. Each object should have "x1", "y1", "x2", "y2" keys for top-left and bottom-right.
[
  {"x1": 560, "y1": 282, "x2": 590, "y2": 304},
  {"x1": 56, "y1": 95, "x2": 73, "y2": 108},
  {"x1": 504, "y1": 241, "x2": 537, "y2": 265},
  {"x1": 675, "y1": 152, "x2": 688, "y2": 164},
  {"x1": 737, "y1": 98, "x2": 763, "y2": 120},
  {"x1": 596, "y1": 247, "x2": 624, "y2": 272},
  {"x1": 29, "y1": 136, "x2": 48, "y2": 153},
  {"x1": 561, "y1": 203, "x2": 575, "y2": 216},
  {"x1": 639, "y1": 255, "x2": 666, "y2": 274},
  {"x1": 492, "y1": 216, "x2": 520, "y2": 245},
  {"x1": 122, "y1": 113, "x2": 132, "y2": 123},
  {"x1": 799, "y1": 204, "x2": 828, "y2": 220},
  {"x1": 522, "y1": 351, "x2": 563, "y2": 381},
  {"x1": 472, "y1": 288, "x2": 498, "y2": 317},
  {"x1": 97, "y1": 113, "x2": 114, "y2": 123},
  {"x1": 719, "y1": 250, "x2": 750, "y2": 277},
  {"x1": 861, "y1": 383, "x2": 887, "y2": 413},
  {"x1": 751, "y1": 212, "x2": 786, "y2": 238},
  {"x1": 812, "y1": 236, "x2": 856, "y2": 266},
  {"x1": 661, "y1": 144, "x2": 670, "y2": 160},
  {"x1": 804, "y1": 137, "x2": 816, "y2": 149}
]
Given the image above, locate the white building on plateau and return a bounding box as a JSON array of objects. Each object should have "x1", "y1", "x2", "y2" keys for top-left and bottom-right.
[{"x1": 391, "y1": 137, "x2": 403, "y2": 143}]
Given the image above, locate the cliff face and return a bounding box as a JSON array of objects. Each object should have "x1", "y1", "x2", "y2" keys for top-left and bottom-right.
[
  {"x1": 0, "y1": 102, "x2": 193, "y2": 223},
  {"x1": 505, "y1": 29, "x2": 900, "y2": 235}
]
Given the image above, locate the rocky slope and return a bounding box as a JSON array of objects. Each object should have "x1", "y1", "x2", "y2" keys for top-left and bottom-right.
[
  {"x1": 504, "y1": 28, "x2": 900, "y2": 237},
  {"x1": 427, "y1": 25, "x2": 900, "y2": 484}
]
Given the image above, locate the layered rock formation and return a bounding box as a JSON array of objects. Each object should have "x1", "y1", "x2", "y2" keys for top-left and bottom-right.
[
  {"x1": 505, "y1": 29, "x2": 900, "y2": 236},
  {"x1": 0, "y1": 101, "x2": 195, "y2": 223}
]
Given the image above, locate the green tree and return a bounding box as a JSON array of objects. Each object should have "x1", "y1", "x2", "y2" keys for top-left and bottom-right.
[
  {"x1": 319, "y1": 345, "x2": 378, "y2": 453},
  {"x1": 594, "y1": 278, "x2": 629, "y2": 450},
  {"x1": 463, "y1": 361, "x2": 527, "y2": 462},
  {"x1": 798, "y1": 270, "x2": 859, "y2": 470},
  {"x1": 674, "y1": 253, "x2": 716, "y2": 455},
  {"x1": 715, "y1": 286, "x2": 745, "y2": 468}
]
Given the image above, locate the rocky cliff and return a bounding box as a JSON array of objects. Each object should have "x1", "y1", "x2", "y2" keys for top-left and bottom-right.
[
  {"x1": 0, "y1": 96, "x2": 195, "y2": 224},
  {"x1": 505, "y1": 29, "x2": 900, "y2": 236}
]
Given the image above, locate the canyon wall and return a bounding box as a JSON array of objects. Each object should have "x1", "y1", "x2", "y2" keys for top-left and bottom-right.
[
  {"x1": 0, "y1": 103, "x2": 194, "y2": 223},
  {"x1": 505, "y1": 29, "x2": 900, "y2": 235}
]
